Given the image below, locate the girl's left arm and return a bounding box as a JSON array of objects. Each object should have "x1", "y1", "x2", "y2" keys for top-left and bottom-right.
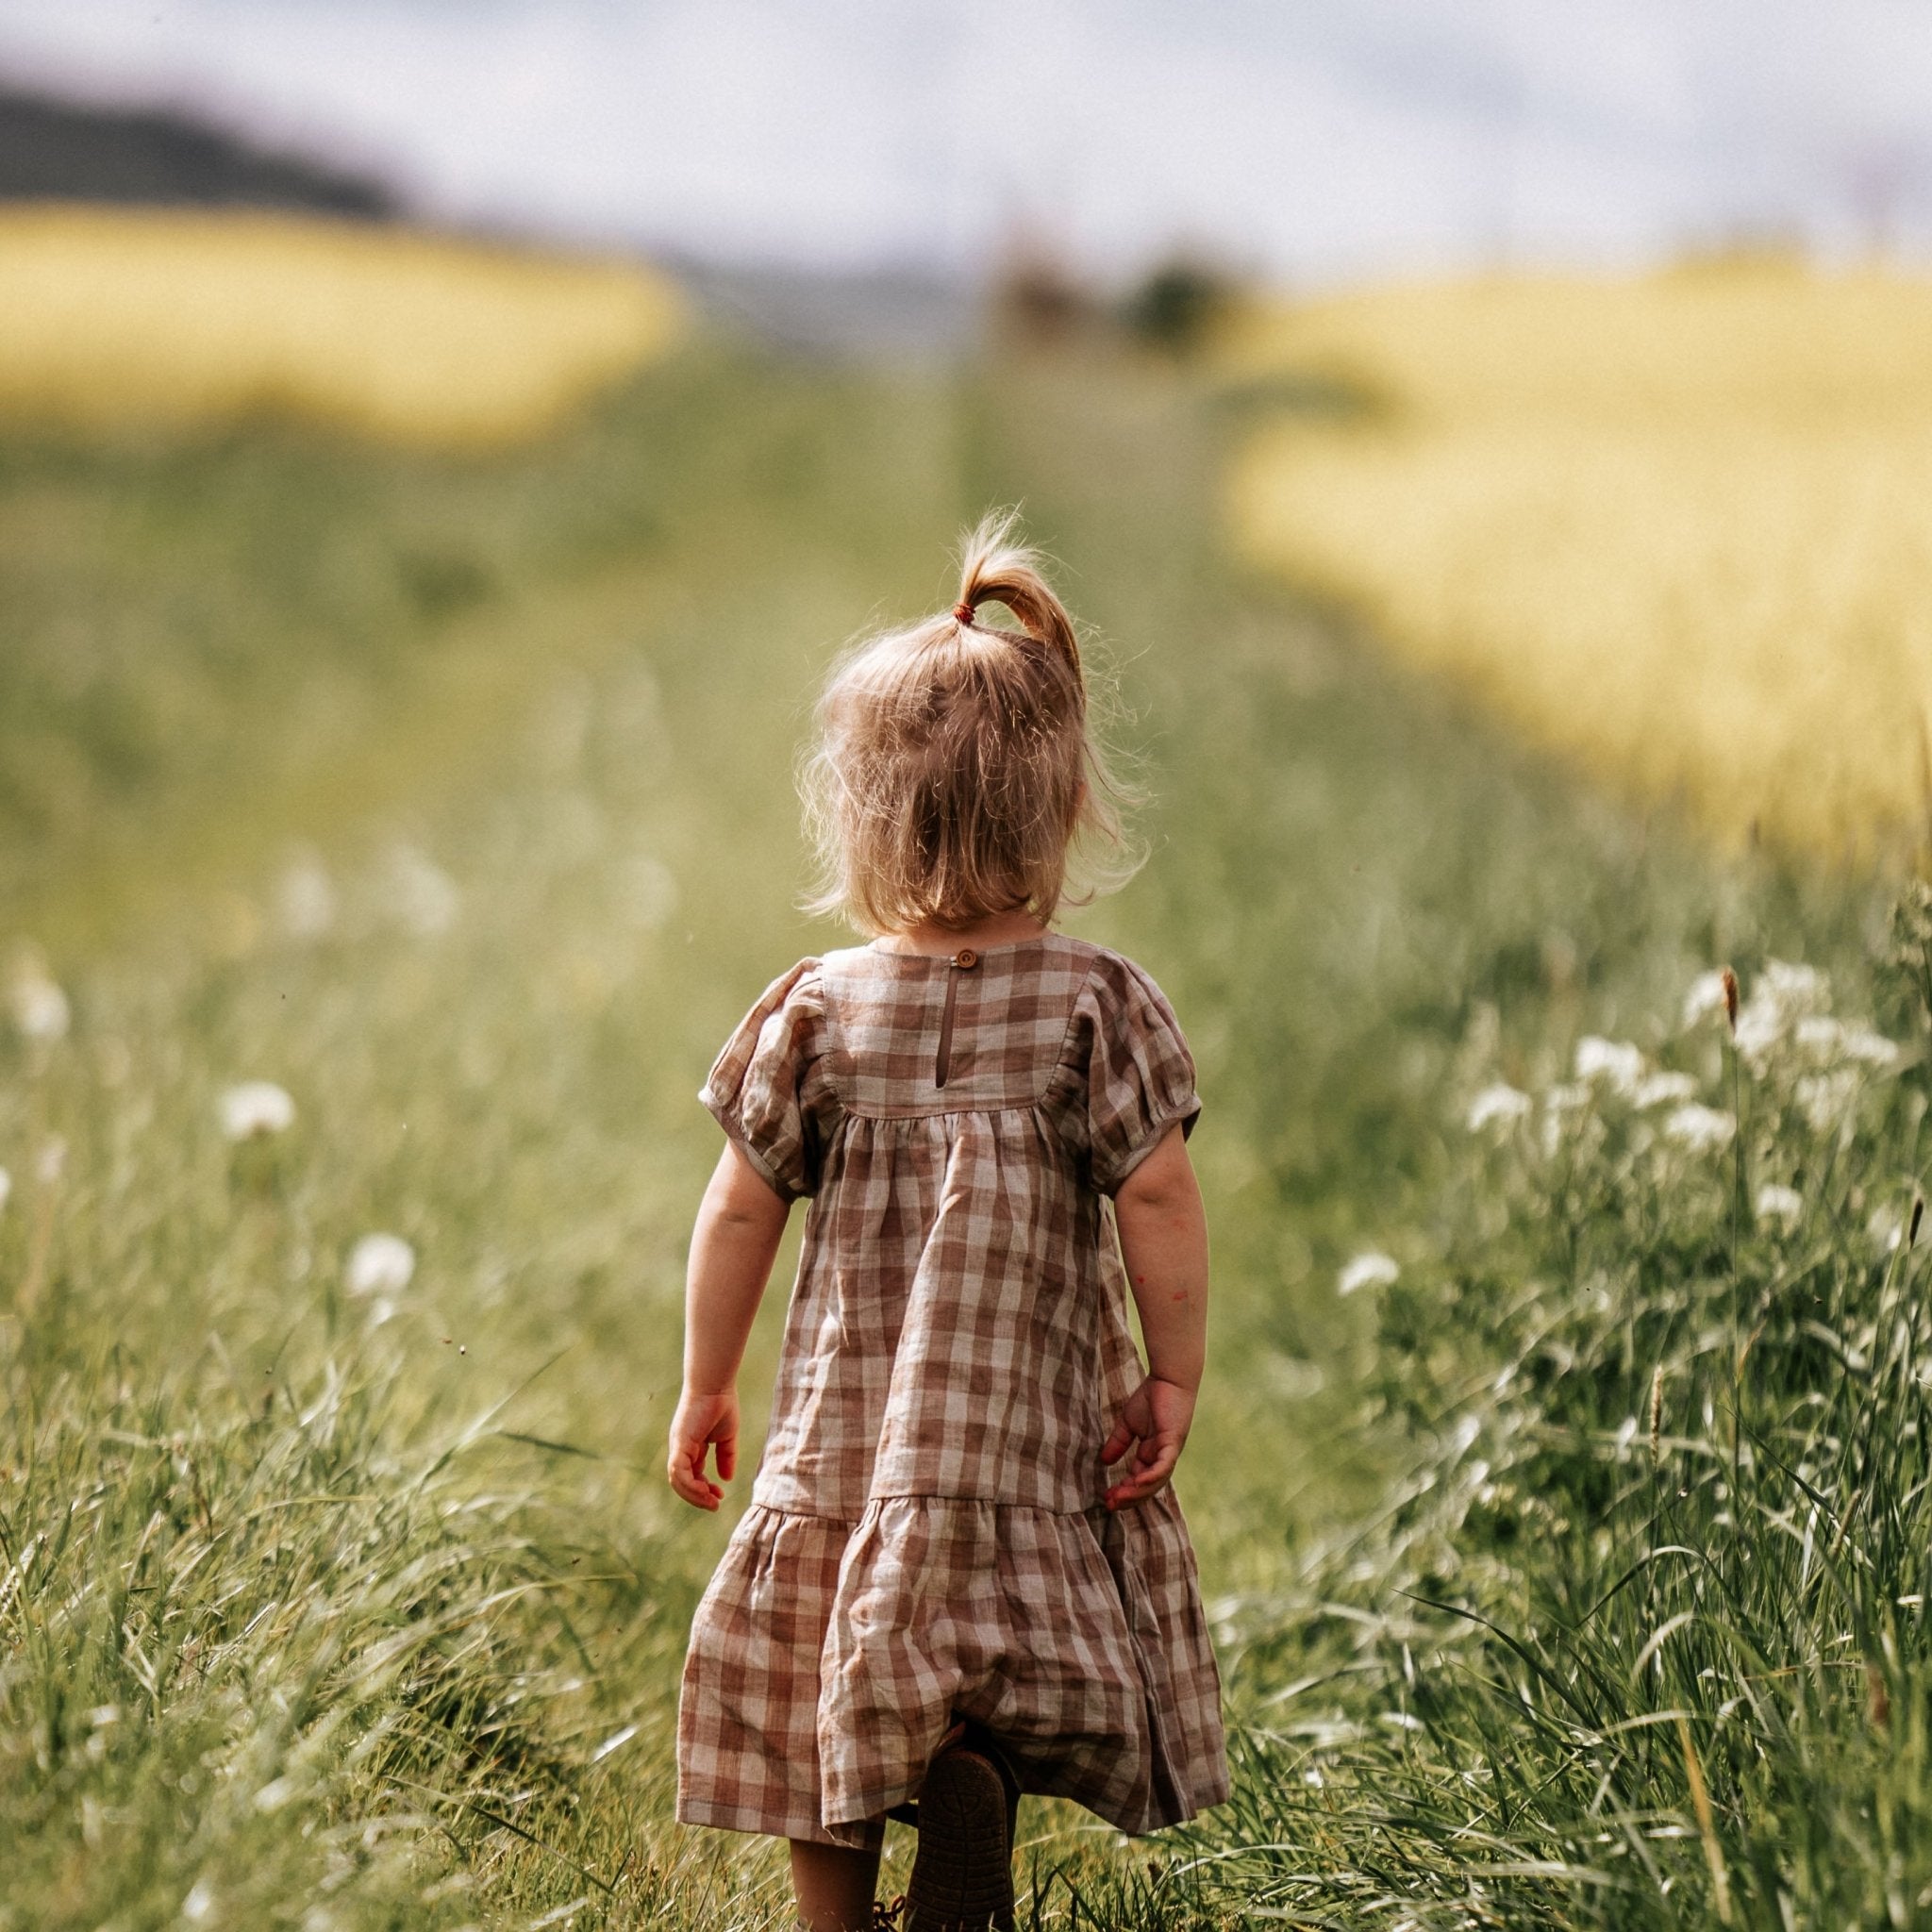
[
  {"x1": 666, "y1": 1141, "x2": 792, "y2": 1511},
  {"x1": 1104, "y1": 1124, "x2": 1210, "y2": 1510}
]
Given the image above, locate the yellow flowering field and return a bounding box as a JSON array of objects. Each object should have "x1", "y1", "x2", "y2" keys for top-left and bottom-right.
[
  {"x1": 1225, "y1": 260, "x2": 1932, "y2": 859},
  {"x1": 0, "y1": 205, "x2": 684, "y2": 446}
]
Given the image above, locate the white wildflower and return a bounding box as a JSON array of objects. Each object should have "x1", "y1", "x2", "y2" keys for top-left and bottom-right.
[
  {"x1": 218, "y1": 1081, "x2": 296, "y2": 1141},
  {"x1": 1466, "y1": 1083, "x2": 1532, "y2": 1133},
  {"x1": 1661, "y1": 1103, "x2": 1736, "y2": 1154},
  {"x1": 1796, "y1": 1069, "x2": 1860, "y2": 1133},
  {"x1": 1761, "y1": 959, "x2": 1828, "y2": 1008},
  {"x1": 35, "y1": 1137, "x2": 66, "y2": 1185},
  {"x1": 11, "y1": 969, "x2": 70, "y2": 1042},
  {"x1": 1633, "y1": 1070, "x2": 1698, "y2": 1108},
  {"x1": 345, "y1": 1232, "x2": 416, "y2": 1298},
  {"x1": 1796, "y1": 1015, "x2": 1846, "y2": 1058},
  {"x1": 1754, "y1": 1183, "x2": 1804, "y2": 1228},
  {"x1": 1870, "y1": 1208, "x2": 1913, "y2": 1255},
  {"x1": 0, "y1": 1167, "x2": 9, "y2": 1213},
  {"x1": 1682, "y1": 970, "x2": 1732, "y2": 1029},
  {"x1": 385, "y1": 841, "x2": 459, "y2": 936},
  {"x1": 1338, "y1": 1251, "x2": 1400, "y2": 1297},
  {"x1": 1842, "y1": 1027, "x2": 1903, "y2": 1071},
  {"x1": 618, "y1": 854, "x2": 679, "y2": 932},
  {"x1": 1263, "y1": 1354, "x2": 1327, "y2": 1399},
  {"x1": 276, "y1": 849, "x2": 337, "y2": 941},
  {"x1": 1731, "y1": 1001, "x2": 1781, "y2": 1073},
  {"x1": 1574, "y1": 1036, "x2": 1645, "y2": 1097},
  {"x1": 182, "y1": 1878, "x2": 215, "y2": 1924},
  {"x1": 1733, "y1": 959, "x2": 1832, "y2": 1075},
  {"x1": 1540, "y1": 1081, "x2": 1593, "y2": 1157}
]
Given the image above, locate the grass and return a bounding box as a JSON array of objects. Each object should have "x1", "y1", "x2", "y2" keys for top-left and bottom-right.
[
  {"x1": 1195, "y1": 921, "x2": 1932, "y2": 1925},
  {"x1": 0, "y1": 324, "x2": 1902, "y2": 1928},
  {"x1": 0, "y1": 207, "x2": 682, "y2": 447},
  {"x1": 1224, "y1": 258, "x2": 1932, "y2": 860}
]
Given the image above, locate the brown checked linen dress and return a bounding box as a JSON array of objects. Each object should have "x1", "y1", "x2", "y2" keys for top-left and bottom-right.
[{"x1": 675, "y1": 934, "x2": 1229, "y2": 1850}]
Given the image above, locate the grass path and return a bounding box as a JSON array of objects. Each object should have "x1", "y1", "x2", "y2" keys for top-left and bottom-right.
[{"x1": 0, "y1": 340, "x2": 1883, "y2": 1927}]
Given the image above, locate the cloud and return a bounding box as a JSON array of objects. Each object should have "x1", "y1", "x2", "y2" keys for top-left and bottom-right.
[{"x1": 3, "y1": 0, "x2": 1930, "y2": 276}]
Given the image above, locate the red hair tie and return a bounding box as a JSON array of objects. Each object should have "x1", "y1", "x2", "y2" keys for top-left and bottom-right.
[{"x1": 952, "y1": 601, "x2": 975, "y2": 625}]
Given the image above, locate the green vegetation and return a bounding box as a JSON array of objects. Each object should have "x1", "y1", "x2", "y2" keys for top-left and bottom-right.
[{"x1": 0, "y1": 334, "x2": 1903, "y2": 1928}]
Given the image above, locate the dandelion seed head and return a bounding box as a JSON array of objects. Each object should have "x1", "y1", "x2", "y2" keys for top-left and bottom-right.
[
  {"x1": 1538, "y1": 1082, "x2": 1596, "y2": 1155},
  {"x1": 1682, "y1": 970, "x2": 1732, "y2": 1029},
  {"x1": 1870, "y1": 1208, "x2": 1912, "y2": 1254},
  {"x1": 1842, "y1": 1026, "x2": 1903, "y2": 1071},
  {"x1": 1574, "y1": 1035, "x2": 1644, "y2": 1095},
  {"x1": 345, "y1": 1232, "x2": 416, "y2": 1298},
  {"x1": 1633, "y1": 1070, "x2": 1698, "y2": 1108},
  {"x1": 1465, "y1": 1083, "x2": 1532, "y2": 1133},
  {"x1": 11, "y1": 970, "x2": 70, "y2": 1042},
  {"x1": 1795, "y1": 1069, "x2": 1860, "y2": 1133},
  {"x1": 386, "y1": 841, "x2": 459, "y2": 936},
  {"x1": 1338, "y1": 1251, "x2": 1400, "y2": 1297},
  {"x1": 1732, "y1": 1002, "x2": 1781, "y2": 1072},
  {"x1": 1795, "y1": 1014, "x2": 1846, "y2": 1056},
  {"x1": 1660, "y1": 1103, "x2": 1736, "y2": 1153},
  {"x1": 618, "y1": 853, "x2": 679, "y2": 932},
  {"x1": 218, "y1": 1081, "x2": 296, "y2": 1141},
  {"x1": 277, "y1": 849, "x2": 337, "y2": 941},
  {"x1": 1730, "y1": 958, "x2": 1832, "y2": 1074},
  {"x1": 1761, "y1": 959, "x2": 1828, "y2": 1010}
]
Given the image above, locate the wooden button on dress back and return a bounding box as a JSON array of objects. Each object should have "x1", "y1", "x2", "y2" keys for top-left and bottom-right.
[{"x1": 934, "y1": 949, "x2": 977, "y2": 1087}]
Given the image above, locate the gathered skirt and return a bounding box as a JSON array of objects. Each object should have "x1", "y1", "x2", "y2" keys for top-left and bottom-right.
[{"x1": 675, "y1": 1488, "x2": 1229, "y2": 1849}]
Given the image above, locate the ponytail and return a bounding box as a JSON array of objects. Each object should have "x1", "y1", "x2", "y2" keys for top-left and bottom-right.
[{"x1": 951, "y1": 510, "x2": 1085, "y2": 701}]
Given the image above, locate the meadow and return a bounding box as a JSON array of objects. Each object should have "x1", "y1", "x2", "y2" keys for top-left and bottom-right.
[
  {"x1": 0, "y1": 281, "x2": 1913, "y2": 1928},
  {"x1": 1225, "y1": 259, "x2": 1932, "y2": 862}
]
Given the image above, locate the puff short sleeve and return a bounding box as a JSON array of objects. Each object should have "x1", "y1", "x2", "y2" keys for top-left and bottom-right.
[
  {"x1": 699, "y1": 960, "x2": 835, "y2": 1202},
  {"x1": 1074, "y1": 954, "x2": 1203, "y2": 1196}
]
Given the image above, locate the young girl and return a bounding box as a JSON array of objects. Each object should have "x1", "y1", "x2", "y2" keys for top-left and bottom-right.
[{"x1": 669, "y1": 517, "x2": 1228, "y2": 1932}]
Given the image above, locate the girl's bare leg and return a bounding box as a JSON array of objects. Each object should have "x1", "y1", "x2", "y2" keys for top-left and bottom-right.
[{"x1": 789, "y1": 1839, "x2": 881, "y2": 1931}]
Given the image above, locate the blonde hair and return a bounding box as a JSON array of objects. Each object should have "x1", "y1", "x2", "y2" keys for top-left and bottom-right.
[{"x1": 801, "y1": 512, "x2": 1139, "y2": 935}]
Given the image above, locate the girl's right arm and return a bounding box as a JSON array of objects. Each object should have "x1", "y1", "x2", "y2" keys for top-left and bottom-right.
[
  {"x1": 666, "y1": 1141, "x2": 792, "y2": 1511},
  {"x1": 1104, "y1": 1123, "x2": 1209, "y2": 1510}
]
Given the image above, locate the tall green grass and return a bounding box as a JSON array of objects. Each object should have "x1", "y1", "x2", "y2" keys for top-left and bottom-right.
[
  {"x1": 0, "y1": 337, "x2": 1895, "y2": 1927},
  {"x1": 1196, "y1": 900, "x2": 1931, "y2": 1926}
]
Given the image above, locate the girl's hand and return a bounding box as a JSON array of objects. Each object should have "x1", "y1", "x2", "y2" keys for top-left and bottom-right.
[
  {"x1": 1100, "y1": 1374, "x2": 1195, "y2": 1511},
  {"x1": 668, "y1": 1385, "x2": 740, "y2": 1511}
]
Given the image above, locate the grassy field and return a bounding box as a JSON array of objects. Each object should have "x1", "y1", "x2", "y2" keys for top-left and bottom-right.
[
  {"x1": 0, "y1": 317, "x2": 1907, "y2": 1928},
  {"x1": 1225, "y1": 259, "x2": 1932, "y2": 862},
  {"x1": 0, "y1": 208, "x2": 683, "y2": 447}
]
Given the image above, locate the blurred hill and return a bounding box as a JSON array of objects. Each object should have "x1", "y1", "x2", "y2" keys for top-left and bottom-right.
[{"x1": 0, "y1": 79, "x2": 396, "y2": 216}]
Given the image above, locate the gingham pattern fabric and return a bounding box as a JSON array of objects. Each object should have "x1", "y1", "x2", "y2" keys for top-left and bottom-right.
[{"x1": 676, "y1": 936, "x2": 1229, "y2": 1848}]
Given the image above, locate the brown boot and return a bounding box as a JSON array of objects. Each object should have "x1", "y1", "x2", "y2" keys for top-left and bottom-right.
[{"x1": 901, "y1": 1724, "x2": 1020, "y2": 1932}]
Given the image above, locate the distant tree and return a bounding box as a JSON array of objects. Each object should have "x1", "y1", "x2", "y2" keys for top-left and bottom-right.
[
  {"x1": 1120, "y1": 258, "x2": 1237, "y2": 356},
  {"x1": 0, "y1": 82, "x2": 399, "y2": 218}
]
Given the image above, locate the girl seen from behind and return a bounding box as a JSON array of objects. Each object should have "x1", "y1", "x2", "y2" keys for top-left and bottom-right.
[{"x1": 669, "y1": 515, "x2": 1228, "y2": 1932}]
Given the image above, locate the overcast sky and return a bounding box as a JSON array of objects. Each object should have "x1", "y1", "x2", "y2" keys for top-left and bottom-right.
[{"x1": 5, "y1": 0, "x2": 1931, "y2": 282}]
